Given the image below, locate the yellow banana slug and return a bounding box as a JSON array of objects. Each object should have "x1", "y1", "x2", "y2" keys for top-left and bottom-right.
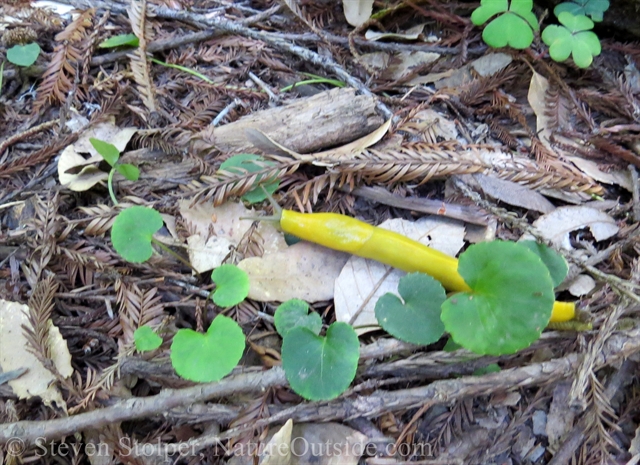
[{"x1": 279, "y1": 209, "x2": 575, "y2": 323}]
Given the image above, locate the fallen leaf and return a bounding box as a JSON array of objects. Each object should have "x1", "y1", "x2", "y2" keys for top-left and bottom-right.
[
  {"x1": 288, "y1": 423, "x2": 367, "y2": 465},
  {"x1": 472, "y1": 173, "x2": 555, "y2": 214},
  {"x1": 361, "y1": 51, "x2": 440, "y2": 81},
  {"x1": 527, "y1": 71, "x2": 553, "y2": 150},
  {"x1": 238, "y1": 242, "x2": 350, "y2": 302},
  {"x1": 259, "y1": 419, "x2": 293, "y2": 465},
  {"x1": 546, "y1": 382, "x2": 576, "y2": 452},
  {"x1": 566, "y1": 156, "x2": 632, "y2": 191},
  {"x1": 433, "y1": 53, "x2": 512, "y2": 89},
  {"x1": 343, "y1": 0, "x2": 374, "y2": 27},
  {"x1": 0, "y1": 300, "x2": 73, "y2": 408},
  {"x1": 565, "y1": 273, "x2": 596, "y2": 296},
  {"x1": 365, "y1": 23, "x2": 424, "y2": 41},
  {"x1": 528, "y1": 206, "x2": 619, "y2": 251},
  {"x1": 179, "y1": 200, "x2": 285, "y2": 273},
  {"x1": 334, "y1": 217, "x2": 465, "y2": 334}
]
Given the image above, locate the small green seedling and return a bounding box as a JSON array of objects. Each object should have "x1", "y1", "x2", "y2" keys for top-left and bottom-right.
[
  {"x1": 134, "y1": 325, "x2": 163, "y2": 351},
  {"x1": 219, "y1": 154, "x2": 280, "y2": 204},
  {"x1": 554, "y1": 0, "x2": 609, "y2": 22},
  {"x1": 99, "y1": 33, "x2": 139, "y2": 48},
  {"x1": 281, "y1": 73, "x2": 346, "y2": 92},
  {"x1": 7, "y1": 43, "x2": 40, "y2": 67},
  {"x1": 89, "y1": 138, "x2": 139, "y2": 205},
  {"x1": 542, "y1": 12, "x2": 601, "y2": 68},
  {"x1": 281, "y1": 321, "x2": 359, "y2": 401},
  {"x1": 171, "y1": 314, "x2": 245, "y2": 383},
  {"x1": 375, "y1": 273, "x2": 445, "y2": 345},
  {"x1": 274, "y1": 299, "x2": 322, "y2": 338},
  {"x1": 111, "y1": 206, "x2": 163, "y2": 263},
  {"x1": 210, "y1": 264, "x2": 250, "y2": 307},
  {"x1": 471, "y1": 0, "x2": 539, "y2": 49}
]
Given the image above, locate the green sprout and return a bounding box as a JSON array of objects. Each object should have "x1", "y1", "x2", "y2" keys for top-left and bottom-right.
[
  {"x1": 218, "y1": 154, "x2": 280, "y2": 204},
  {"x1": 471, "y1": 0, "x2": 539, "y2": 49},
  {"x1": 7, "y1": 43, "x2": 40, "y2": 67},
  {"x1": 134, "y1": 326, "x2": 163, "y2": 351},
  {"x1": 210, "y1": 264, "x2": 250, "y2": 308},
  {"x1": 89, "y1": 138, "x2": 139, "y2": 205},
  {"x1": 554, "y1": 0, "x2": 609, "y2": 22},
  {"x1": 542, "y1": 12, "x2": 602, "y2": 68},
  {"x1": 170, "y1": 315, "x2": 245, "y2": 383},
  {"x1": 99, "y1": 33, "x2": 139, "y2": 48}
]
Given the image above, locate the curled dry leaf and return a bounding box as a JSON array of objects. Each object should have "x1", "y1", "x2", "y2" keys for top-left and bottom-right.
[
  {"x1": 343, "y1": 0, "x2": 374, "y2": 27},
  {"x1": 526, "y1": 205, "x2": 619, "y2": 251},
  {"x1": 0, "y1": 300, "x2": 73, "y2": 408},
  {"x1": 365, "y1": 23, "x2": 425, "y2": 41},
  {"x1": 334, "y1": 217, "x2": 465, "y2": 335},
  {"x1": 58, "y1": 121, "x2": 137, "y2": 191},
  {"x1": 179, "y1": 200, "x2": 285, "y2": 273},
  {"x1": 360, "y1": 51, "x2": 440, "y2": 81},
  {"x1": 259, "y1": 419, "x2": 293, "y2": 465}
]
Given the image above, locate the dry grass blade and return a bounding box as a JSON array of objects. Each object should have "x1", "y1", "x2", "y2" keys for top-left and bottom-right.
[{"x1": 128, "y1": 0, "x2": 157, "y2": 114}]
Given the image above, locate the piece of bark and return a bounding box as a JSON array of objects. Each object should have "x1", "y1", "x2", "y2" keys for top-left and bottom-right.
[{"x1": 191, "y1": 87, "x2": 384, "y2": 154}]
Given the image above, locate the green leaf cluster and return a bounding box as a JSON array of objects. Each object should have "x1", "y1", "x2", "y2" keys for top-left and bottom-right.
[
  {"x1": 89, "y1": 138, "x2": 139, "y2": 205},
  {"x1": 375, "y1": 240, "x2": 567, "y2": 356},
  {"x1": 471, "y1": 0, "x2": 608, "y2": 68}
]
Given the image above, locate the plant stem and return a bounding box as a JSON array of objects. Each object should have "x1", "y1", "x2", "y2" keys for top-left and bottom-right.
[
  {"x1": 151, "y1": 238, "x2": 200, "y2": 275},
  {"x1": 107, "y1": 168, "x2": 118, "y2": 205}
]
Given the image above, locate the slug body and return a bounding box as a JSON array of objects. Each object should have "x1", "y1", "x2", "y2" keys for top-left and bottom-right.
[{"x1": 279, "y1": 209, "x2": 574, "y2": 323}]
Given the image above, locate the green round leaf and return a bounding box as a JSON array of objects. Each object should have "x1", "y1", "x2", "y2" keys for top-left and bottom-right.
[
  {"x1": 375, "y1": 273, "x2": 446, "y2": 345},
  {"x1": 554, "y1": 0, "x2": 609, "y2": 21},
  {"x1": 471, "y1": 0, "x2": 509, "y2": 25},
  {"x1": 111, "y1": 206, "x2": 163, "y2": 263},
  {"x1": 282, "y1": 323, "x2": 359, "y2": 401},
  {"x1": 519, "y1": 241, "x2": 568, "y2": 288},
  {"x1": 558, "y1": 12, "x2": 594, "y2": 32},
  {"x1": 274, "y1": 299, "x2": 322, "y2": 338},
  {"x1": 219, "y1": 154, "x2": 280, "y2": 204},
  {"x1": 483, "y1": 13, "x2": 534, "y2": 49},
  {"x1": 7, "y1": 43, "x2": 40, "y2": 67},
  {"x1": 134, "y1": 326, "x2": 162, "y2": 352},
  {"x1": 90, "y1": 138, "x2": 120, "y2": 166},
  {"x1": 170, "y1": 315, "x2": 245, "y2": 383},
  {"x1": 571, "y1": 40, "x2": 594, "y2": 68},
  {"x1": 509, "y1": 0, "x2": 539, "y2": 30},
  {"x1": 441, "y1": 241, "x2": 555, "y2": 355},
  {"x1": 211, "y1": 264, "x2": 249, "y2": 307},
  {"x1": 99, "y1": 33, "x2": 140, "y2": 48},
  {"x1": 116, "y1": 163, "x2": 140, "y2": 181}
]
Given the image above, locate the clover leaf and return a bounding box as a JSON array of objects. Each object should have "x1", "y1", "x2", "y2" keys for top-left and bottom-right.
[
  {"x1": 7, "y1": 43, "x2": 40, "y2": 67},
  {"x1": 170, "y1": 315, "x2": 245, "y2": 383},
  {"x1": 542, "y1": 12, "x2": 601, "y2": 68},
  {"x1": 219, "y1": 154, "x2": 280, "y2": 204},
  {"x1": 134, "y1": 326, "x2": 162, "y2": 351},
  {"x1": 375, "y1": 273, "x2": 446, "y2": 345},
  {"x1": 441, "y1": 241, "x2": 555, "y2": 355},
  {"x1": 210, "y1": 264, "x2": 250, "y2": 307},
  {"x1": 554, "y1": 0, "x2": 609, "y2": 22},
  {"x1": 274, "y1": 299, "x2": 322, "y2": 338},
  {"x1": 111, "y1": 206, "x2": 163, "y2": 263},
  {"x1": 281, "y1": 322, "x2": 359, "y2": 401},
  {"x1": 471, "y1": 0, "x2": 539, "y2": 49}
]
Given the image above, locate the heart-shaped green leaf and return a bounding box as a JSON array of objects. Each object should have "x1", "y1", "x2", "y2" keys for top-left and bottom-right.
[
  {"x1": 111, "y1": 206, "x2": 163, "y2": 263},
  {"x1": 218, "y1": 154, "x2": 280, "y2": 204},
  {"x1": 554, "y1": 0, "x2": 609, "y2": 21},
  {"x1": 170, "y1": 315, "x2": 245, "y2": 382},
  {"x1": 211, "y1": 264, "x2": 250, "y2": 307},
  {"x1": 116, "y1": 163, "x2": 140, "y2": 181},
  {"x1": 542, "y1": 13, "x2": 601, "y2": 68},
  {"x1": 134, "y1": 325, "x2": 162, "y2": 351},
  {"x1": 441, "y1": 241, "x2": 555, "y2": 355},
  {"x1": 90, "y1": 138, "x2": 120, "y2": 166},
  {"x1": 519, "y1": 241, "x2": 568, "y2": 287},
  {"x1": 274, "y1": 299, "x2": 322, "y2": 338},
  {"x1": 375, "y1": 273, "x2": 446, "y2": 345},
  {"x1": 282, "y1": 322, "x2": 359, "y2": 401},
  {"x1": 471, "y1": 0, "x2": 509, "y2": 25},
  {"x1": 99, "y1": 33, "x2": 140, "y2": 48},
  {"x1": 482, "y1": 12, "x2": 535, "y2": 49},
  {"x1": 7, "y1": 43, "x2": 40, "y2": 67}
]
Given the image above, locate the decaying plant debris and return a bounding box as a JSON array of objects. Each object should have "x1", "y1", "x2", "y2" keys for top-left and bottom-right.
[{"x1": 2, "y1": 0, "x2": 640, "y2": 463}]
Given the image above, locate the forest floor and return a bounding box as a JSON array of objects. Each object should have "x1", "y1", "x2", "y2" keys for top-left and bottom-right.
[{"x1": 2, "y1": 0, "x2": 640, "y2": 464}]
